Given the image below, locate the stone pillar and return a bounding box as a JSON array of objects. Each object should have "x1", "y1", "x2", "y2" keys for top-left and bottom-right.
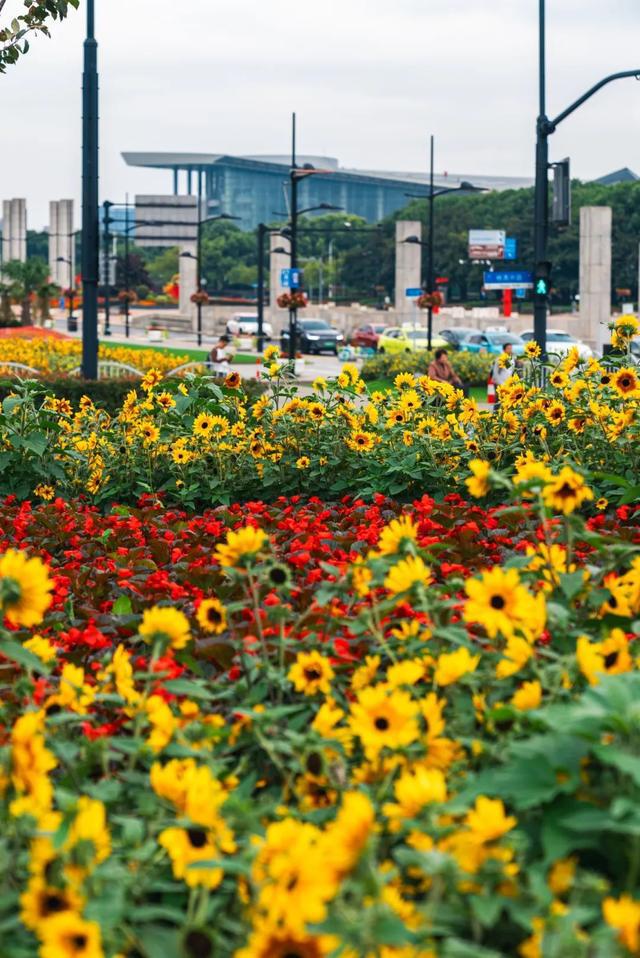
[
  {"x1": 49, "y1": 202, "x2": 60, "y2": 283},
  {"x1": 59, "y1": 200, "x2": 74, "y2": 288},
  {"x1": 179, "y1": 242, "x2": 197, "y2": 324},
  {"x1": 2, "y1": 198, "x2": 27, "y2": 265},
  {"x1": 395, "y1": 220, "x2": 422, "y2": 323},
  {"x1": 269, "y1": 231, "x2": 291, "y2": 331},
  {"x1": 579, "y1": 206, "x2": 612, "y2": 352}
]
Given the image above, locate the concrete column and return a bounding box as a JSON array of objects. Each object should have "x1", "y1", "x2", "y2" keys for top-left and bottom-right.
[
  {"x1": 60, "y1": 200, "x2": 75, "y2": 287},
  {"x1": 49, "y1": 202, "x2": 60, "y2": 283},
  {"x1": 2, "y1": 199, "x2": 27, "y2": 265},
  {"x1": 2, "y1": 200, "x2": 11, "y2": 267},
  {"x1": 579, "y1": 206, "x2": 612, "y2": 352},
  {"x1": 269, "y1": 231, "x2": 291, "y2": 330},
  {"x1": 395, "y1": 220, "x2": 422, "y2": 322},
  {"x1": 179, "y1": 242, "x2": 197, "y2": 323}
]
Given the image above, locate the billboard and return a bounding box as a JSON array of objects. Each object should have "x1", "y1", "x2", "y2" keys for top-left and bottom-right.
[
  {"x1": 468, "y1": 229, "x2": 505, "y2": 260},
  {"x1": 134, "y1": 195, "x2": 198, "y2": 248}
]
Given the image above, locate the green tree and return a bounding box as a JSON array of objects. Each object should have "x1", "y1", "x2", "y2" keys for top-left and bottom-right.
[
  {"x1": 0, "y1": 0, "x2": 79, "y2": 73},
  {"x1": 144, "y1": 247, "x2": 179, "y2": 291},
  {"x1": 36, "y1": 278, "x2": 60, "y2": 323},
  {"x1": 3, "y1": 258, "x2": 49, "y2": 325}
]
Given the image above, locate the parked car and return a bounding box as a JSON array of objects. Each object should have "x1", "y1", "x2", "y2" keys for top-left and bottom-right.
[
  {"x1": 226, "y1": 312, "x2": 273, "y2": 339},
  {"x1": 460, "y1": 330, "x2": 526, "y2": 356},
  {"x1": 520, "y1": 329, "x2": 593, "y2": 360},
  {"x1": 628, "y1": 340, "x2": 640, "y2": 364},
  {"x1": 280, "y1": 318, "x2": 345, "y2": 355},
  {"x1": 350, "y1": 323, "x2": 388, "y2": 350},
  {"x1": 439, "y1": 327, "x2": 479, "y2": 350},
  {"x1": 377, "y1": 327, "x2": 447, "y2": 355}
]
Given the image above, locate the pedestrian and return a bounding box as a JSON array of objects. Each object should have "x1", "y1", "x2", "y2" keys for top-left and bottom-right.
[
  {"x1": 428, "y1": 348, "x2": 468, "y2": 396},
  {"x1": 209, "y1": 334, "x2": 234, "y2": 374},
  {"x1": 490, "y1": 342, "x2": 516, "y2": 410}
]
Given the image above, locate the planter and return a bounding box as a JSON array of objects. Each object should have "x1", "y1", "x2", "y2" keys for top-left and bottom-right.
[
  {"x1": 147, "y1": 329, "x2": 163, "y2": 343},
  {"x1": 294, "y1": 358, "x2": 306, "y2": 376}
]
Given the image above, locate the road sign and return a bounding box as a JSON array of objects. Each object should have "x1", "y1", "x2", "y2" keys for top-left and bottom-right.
[
  {"x1": 405, "y1": 287, "x2": 423, "y2": 297},
  {"x1": 483, "y1": 270, "x2": 533, "y2": 290},
  {"x1": 280, "y1": 268, "x2": 301, "y2": 288},
  {"x1": 516, "y1": 288, "x2": 526, "y2": 299},
  {"x1": 469, "y1": 229, "x2": 505, "y2": 260},
  {"x1": 504, "y1": 237, "x2": 518, "y2": 260}
]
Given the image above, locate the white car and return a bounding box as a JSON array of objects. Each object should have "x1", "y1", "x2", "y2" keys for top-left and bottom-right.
[
  {"x1": 520, "y1": 329, "x2": 593, "y2": 360},
  {"x1": 226, "y1": 312, "x2": 273, "y2": 339}
]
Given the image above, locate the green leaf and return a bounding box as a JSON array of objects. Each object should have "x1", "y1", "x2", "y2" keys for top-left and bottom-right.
[
  {"x1": 21, "y1": 432, "x2": 48, "y2": 456},
  {"x1": 164, "y1": 678, "x2": 217, "y2": 700},
  {"x1": 592, "y1": 746, "x2": 640, "y2": 787},
  {"x1": 0, "y1": 637, "x2": 49, "y2": 675},
  {"x1": 559, "y1": 570, "x2": 586, "y2": 601},
  {"x1": 112, "y1": 595, "x2": 133, "y2": 615}
]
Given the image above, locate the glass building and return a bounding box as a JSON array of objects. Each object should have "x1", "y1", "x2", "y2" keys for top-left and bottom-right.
[{"x1": 122, "y1": 152, "x2": 532, "y2": 231}]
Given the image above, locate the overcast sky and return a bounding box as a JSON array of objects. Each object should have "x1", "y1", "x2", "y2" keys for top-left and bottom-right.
[{"x1": 2, "y1": 0, "x2": 639, "y2": 228}]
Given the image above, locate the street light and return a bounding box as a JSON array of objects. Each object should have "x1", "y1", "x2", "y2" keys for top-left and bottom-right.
[
  {"x1": 404, "y1": 136, "x2": 487, "y2": 350},
  {"x1": 180, "y1": 212, "x2": 239, "y2": 347},
  {"x1": 81, "y1": 0, "x2": 99, "y2": 379},
  {"x1": 533, "y1": 0, "x2": 640, "y2": 355},
  {"x1": 56, "y1": 256, "x2": 76, "y2": 332}
]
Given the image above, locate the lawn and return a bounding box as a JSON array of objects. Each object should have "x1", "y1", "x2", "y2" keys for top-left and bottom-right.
[{"x1": 104, "y1": 340, "x2": 260, "y2": 364}]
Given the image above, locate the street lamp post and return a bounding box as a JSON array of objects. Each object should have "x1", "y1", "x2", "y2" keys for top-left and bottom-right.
[
  {"x1": 533, "y1": 0, "x2": 640, "y2": 355},
  {"x1": 56, "y1": 256, "x2": 76, "y2": 331},
  {"x1": 405, "y1": 143, "x2": 485, "y2": 349},
  {"x1": 256, "y1": 223, "x2": 267, "y2": 354},
  {"x1": 81, "y1": 0, "x2": 99, "y2": 379},
  {"x1": 102, "y1": 200, "x2": 112, "y2": 337}
]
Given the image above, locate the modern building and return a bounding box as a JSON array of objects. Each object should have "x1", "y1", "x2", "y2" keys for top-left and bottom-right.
[
  {"x1": 122, "y1": 152, "x2": 533, "y2": 230},
  {"x1": 592, "y1": 167, "x2": 639, "y2": 186}
]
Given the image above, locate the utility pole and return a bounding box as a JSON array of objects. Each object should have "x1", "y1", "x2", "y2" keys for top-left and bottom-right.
[
  {"x1": 102, "y1": 200, "x2": 112, "y2": 336},
  {"x1": 256, "y1": 222, "x2": 267, "y2": 354},
  {"x1": 81, "y1": 0, "x2": 99, "y2": 378},
  {"x1": 124, "y1": 198, "x2": 130, "y2": 338},
  {"x1": 288, "y1": 112, "x2": 298, "y2": 361},
  {"x1": 426, "y1": 134, "x2": 435, "y2": 350},
  {"x1": 533, "y1": 0, "x2": 640, "y2": 356}
]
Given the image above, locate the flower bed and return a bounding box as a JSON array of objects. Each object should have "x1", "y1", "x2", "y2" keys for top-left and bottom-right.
[
  {"x1": 0, "y1": 336, "x2": 192, "y2": 375},
  {"x1": 0, "y1": 473, "x2": 640, "y2": 956}
]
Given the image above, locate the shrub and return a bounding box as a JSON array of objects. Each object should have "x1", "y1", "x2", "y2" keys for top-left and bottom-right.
[{"x1": 361, "y1": 349, "x2": 493, "y2": 385}]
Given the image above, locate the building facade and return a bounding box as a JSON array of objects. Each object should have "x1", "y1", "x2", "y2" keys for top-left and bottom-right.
[{"x1": 122, "y1": 152, "x2": 532, "y2": 231}]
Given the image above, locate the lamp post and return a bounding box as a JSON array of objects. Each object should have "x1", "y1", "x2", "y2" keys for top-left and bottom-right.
[
  {"x1": 56, "y1": 256, "x2": 76, "y2": 331},
  {"x1": 405, "y1": 136, "x2": 486, "y2": 350},
  {"x1": 81, "y1": 0, "x2": 99, "y2": 379},
  {"x1": 533, "y1": 0, "x2": 640, "y2": 355},
  {"x1": 256, "y1": 222, "x2": 267, "y2": 354},
  {"x1": 180, "y1": 212, "x2": 239, "y2": 347},
  {"x1": 102, "y1": 200, "x2": 112, "y2": 336}
]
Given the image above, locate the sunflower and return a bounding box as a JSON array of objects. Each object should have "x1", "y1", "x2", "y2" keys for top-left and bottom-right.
[
  {"x1": 603, "y1": 895, "x2": 640, "y2": 954},
  {"x1": 158, "y1": 826, "x2": 232, "y2": 889},
  {"x1": 347, "y1": 430, "x2": 375, "y2": 452},
  {"x1": 20, "y1": 877, "x2": 82, "y2": 932},
  {"x1": 155, "y1": 391, "x2": 175, "y2": 411},
  {"x1": 384, "y1": 555, "x2": 432, "y2": 594},
  {"x1": 545, "y1": 401, "x2": 565, "y2": 425},
  {"x1": 542, "y1": 466, "x2": 593, "y2": 515},
  {"x1": 394, "y1": 372, "x2": 417, "y2": 389},
  {"x1": 308, "y1": 402, "x2": 326, "y2": 421},
  {"x1": 377, "y1": 515, "x2": 418, "y2": 555},
  {"x1": 39, "y1": 912, "x2": 103, "y2": 958},
  {"x1": 296, "y1": 456, "x2": 311, "y2": 469},
  {"x1": 193, "y1": 412, "x2": 214, "y2": 436},
  {"x1": 0, "y1": 549, "x2": 53, "y2": 627},
  {"x1": 141, "y1": 368, "x2": 163, "y2": 392},
  {"x1": 465, "y1": 459, "x2": 491, "y2": 498},
  {"x1": 288, "y1": 650, "x2": 335, "y2": 696},
  {"x1": 387, "y1": 409, "x2": 407, "y2": 426},
  {"x1": 139, "y1": 606, "x2": 191, "y2": 649},
  {"x1": 214, "y1": 526, "x2": 267, "y2": 568},
  {"x1": 463, "y1": 567, "x2": 533, "y2": 639},
  {"x1": 549, "y1": 370, "x2": 569, "y2": 389},
  {"x1": 224, "y1": 371, "x2": 242, "y2": 389},
  {"x1": 524, "y1": 341, "x2": 541, "y2": 359},
  {"x1": 349, "y1": 686, "x2": 419, "y2": 758},
  {"x1": 612, "y1": 367, "x2": 640, "y2": 397},
  {"x1": 196, "y1": 598, "x2": 227, "y2": 635},
  {"x1": 34, "y1": 483, "x2": 55, "y2": 501}
]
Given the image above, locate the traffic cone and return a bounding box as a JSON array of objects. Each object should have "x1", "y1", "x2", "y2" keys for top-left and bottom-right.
[
  {"x1": 487, "y1": 376, "x2": 496, "y2": 405},
  {"x1": 256, "y1": 357, "x2": 262, "y2": 380}
]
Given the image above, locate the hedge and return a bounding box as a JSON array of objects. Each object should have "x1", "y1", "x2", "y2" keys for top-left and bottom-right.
[
  {"x1": 361, "y1": 349, "x2": 493, "y2": 385},
  {"x1": 0, "y1": 375, "x2": 266, "y2": 415}
]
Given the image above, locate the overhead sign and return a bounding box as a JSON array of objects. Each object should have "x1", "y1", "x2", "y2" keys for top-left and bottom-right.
[
  {"x1": 504, "y1": 237, "x2": 517, "y2": 260},
  {"x1": 280, "y1": 268, "x2": 301, "y2": 288},
  {"x1": 469, "y1": 229, "x2": 506, "y2": 260},
  {"x1": 405, "y1": 288, "x2": 423, "y2": 297},
  {"x1": 134, "y1": 195, "x2": 199, "y2": 248},
  {"x1": 483, "y1": 270, "x2": 533, "y2": 290}
]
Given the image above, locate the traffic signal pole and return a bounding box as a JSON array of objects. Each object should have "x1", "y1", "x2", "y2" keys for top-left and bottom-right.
[
  {"x1": 533, "y1": 0, "x2": 640, "y2": 356},
  {"x1": 81, "y1": 0, "x2": 99, "y2": 379}
]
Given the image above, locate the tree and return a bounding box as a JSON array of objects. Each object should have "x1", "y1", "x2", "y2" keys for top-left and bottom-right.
[
  {"x1": 0, "y1": 0, "x2": 79, "y2": 73},
  {"x1": 0, "y1": 281, "x2": 17, "y2": 326},
  {"x1": 144, "y1": 247, "x2": 179, "y2": 291},
  {"x1": 3, "y1": 258, "x2": 49, "y2": 325},
  {"x1": 115, "y1": 252, "x2": 151, "y2": 292},
  {"x1": 36, "y1": 278, "x2": 60, "y2": 323}
]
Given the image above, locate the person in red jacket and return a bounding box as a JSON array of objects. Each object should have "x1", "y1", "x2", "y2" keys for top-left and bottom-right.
[{"x1": 428, "y1": 348, "x2": 466, "y2": 394}]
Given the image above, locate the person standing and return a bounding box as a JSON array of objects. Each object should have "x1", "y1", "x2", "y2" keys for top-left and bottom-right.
[
  {"x1": 490, "y1": 342, "x2": 516, "y2": 410},
  {"x1": 209, "y1": 334, "x2": 234, "y2": 374},
  {"x1": 428, "y1": 348, "x2": 467, "y2": 395}
]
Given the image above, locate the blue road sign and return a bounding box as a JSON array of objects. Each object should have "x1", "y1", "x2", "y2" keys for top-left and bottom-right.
[
  {"x1": 483, "y1": 270, "x2": 533, "y2": 290},
  {"x1": 516, "y1": 288, "x2": 526, "y2": 299},
  {"x1": 280, "y1": 268, "x2": 301, "y2": 288},
  {"x1": 504, "y1": 237, "x2": 518, "y2": 260},
  {"x1": 405, "y1": 287, "x2": 423, "y2": 297}
]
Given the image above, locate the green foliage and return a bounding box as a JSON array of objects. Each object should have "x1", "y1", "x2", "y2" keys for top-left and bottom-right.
[
  {"x1": 361, "y1": 350, "x2": 493, "y2": 386},
  {"x1": 0, "y1": 0, "x2": 79, "y2": 72},
  {"x1": 2, "y1": 258, "x2": 50, "y2": 325}
]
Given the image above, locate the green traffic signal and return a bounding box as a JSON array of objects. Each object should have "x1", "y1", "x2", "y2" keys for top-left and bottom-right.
[{"x1": 535, "y1": 278, "x2": 549, "y2": 296}]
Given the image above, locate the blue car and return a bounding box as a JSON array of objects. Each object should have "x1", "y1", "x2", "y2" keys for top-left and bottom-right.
[{"x1": 460, "y1": 330, "x2": 525, "y2": 356}]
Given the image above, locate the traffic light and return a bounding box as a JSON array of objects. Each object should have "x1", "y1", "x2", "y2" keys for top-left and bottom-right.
[
  {"x1": 552, "y1": 158, "x2": 571, "y2": 226},
  {"x1": 534, "y1": 261, "x2": 552, "y2": 298}
]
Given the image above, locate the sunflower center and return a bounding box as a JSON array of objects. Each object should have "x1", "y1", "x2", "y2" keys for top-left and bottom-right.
[
  {"x1": 374, "y1": 716, "x2": 390, "y2": 731},
  {"x1": 490, "y1": 594, "x2": 506, "y2": 610},
  {"x1": 619, "y1": 376, "x2": 632, "y2": 389},
  {"x1": 42, "y1": 892, "x2": 67, "y2": 915},
  {"x1": 604, "y1": 651, "x2": 619, "y2": 668},
  {"x1": 555, "y1": 482, "x2": 575, "y2": 499},
  {"x1": 70, "y1": 935, "x2": 88, "y2": 951},
  {"x1": 269, "y1": 567, "x2": 288, "y2": 585},
  {"x1": 187, "y1": 828, "x2": 208, "y2": 848},
  {"x1": 184, "y1": 930, "x2": 213, "y2": 958},
  {"x1": 206, "y1": 607, "x2": 222, "y2": 624},
  {"x1": 304, "y1": 668, "x2": 322, "y2": 682}
]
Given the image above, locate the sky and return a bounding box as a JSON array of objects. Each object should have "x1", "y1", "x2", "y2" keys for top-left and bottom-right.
[{"x1": 1, "y1": 0, "x2": 640, "y2": 228}]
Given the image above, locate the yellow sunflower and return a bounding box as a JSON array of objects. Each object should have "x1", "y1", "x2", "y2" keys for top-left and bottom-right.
[
  {"x1": 139, "y1": 606, "x2": 191, "y2": 650},
  {"x1": 384, "y1": 555, "x2": 432, "y2": 594},
  {"x1": 349, "y1": 686, "x2": 419, "y2": 758},
  {"x1": 542, "y1": 467, "x2": 593, "y2": 515},
  {"x1": 39, "y1": 912, "x2": 103, "y2": 958},
  {"x1": 214, "y1": 526, "x2": 267, "y2": 568},
  {"x1": 196, "y1": 598, "x2": 227, "y2": 635},
  {"x1": 288, "y1": 650, "x2": 335, "y2": 696},
  {"x1": 0, "y1": 549, "x2": 53, "y2": 627},
  {"x1": 463, "y1": 566, "x2": 534, "y2": 639}
]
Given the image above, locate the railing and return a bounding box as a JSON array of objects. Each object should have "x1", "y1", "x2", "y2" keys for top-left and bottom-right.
[
  {"x1": 0, "y1": 362, "x2": 42, "y2": 377},
  {"x1": 69, "y1": 361, "x2": 144, "y2": 379}
]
